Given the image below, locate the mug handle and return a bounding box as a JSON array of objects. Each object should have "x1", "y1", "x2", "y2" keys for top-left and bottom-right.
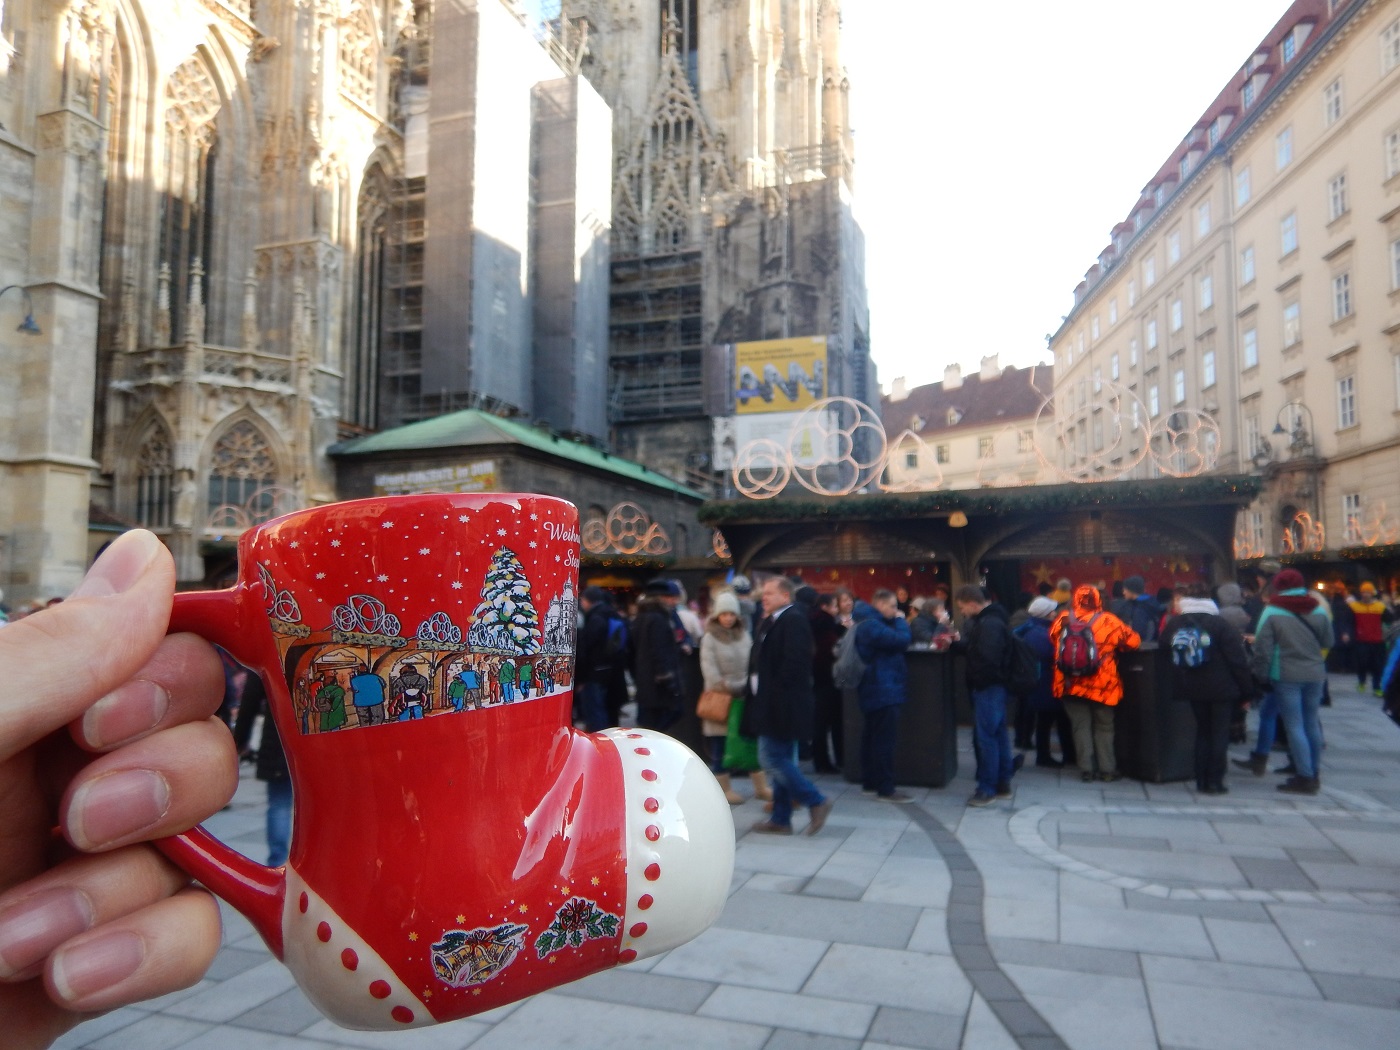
[{"x1": 154, "y1": 589, "x2": 287, "y2": 959}]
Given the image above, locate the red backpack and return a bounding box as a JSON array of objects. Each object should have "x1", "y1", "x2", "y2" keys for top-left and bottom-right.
[{"x1": 1056, "y1": 612, "x2": 1102, "y2": 678}]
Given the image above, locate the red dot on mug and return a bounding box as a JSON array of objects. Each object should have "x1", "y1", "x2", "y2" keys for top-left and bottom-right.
[
  {"x1": 341, "y1": 949, "x2": 358, "y2": 971},
  {"x1": 317, "y1": 921, "x2": 332, "y2": 943},
  {"x1": 370, "y1": 980, "x2": 392, "y2": 999},
  {"x1": 644, "y1": 797, "x2": 660, "y2": 813},
  {"x1": 634, "y1": 747, "x2": 651, "y2": 756},
  {"x1": 630, "y1": 922, "x2": 648, "y2": 938},
  {"x1": 637, "y1": 893, "x2": 654, "y2": 909},
  {"x1": 641, "y1": 769, "x2": 657, "y2": 781},
  {"x1": 645, "y1": 825, "x2": 661, "y2": 841},
  {"x1": 299, "y1": 892, "x2": 309, "y2": 914},
  {"x1": 619, "y1": 949, "x2": 638, "y2": 963},
  {"x1": 644, "y1": 862, "x2": 661, "y2": 881},
  {"x1": 392, "y1": 1005, "x2": 414, "y2": 1024},
  {"x1": 626, "y1": 733, "x2": 642, "y2": 739}
]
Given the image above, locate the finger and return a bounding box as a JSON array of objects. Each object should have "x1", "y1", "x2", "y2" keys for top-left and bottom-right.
[
  {"x1": 61, "y1": 720, "x2": 238, "y2": 853},
  {"x1": 0, "y1": 846, "x2": 189, "y2": 982},
  {"x1": 73, "y1": 633, "x2": 227, "y2": 752},
  {"x1": 0, "y1": 532, "x2": 175, "y2": 764},
  {"x1": 45, "y1": 887, "x2": 221, "y2": 1014}
]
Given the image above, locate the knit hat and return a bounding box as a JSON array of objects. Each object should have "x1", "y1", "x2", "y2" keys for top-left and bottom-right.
[
  {"x1": 711, "y1": 591, "x2": 741, "y2": 617},
  {"x1": 1123, "y1": 575, "x2": 1146, "y2": 595},
  {"x1": 730, "y1": 574, "x2": 752, "y2": 595},
  {"x1": 1273, "y1": 568, "x2": 1306, "y2": 592},
  {"x1": 644, "y1": 578, "x2": 681, "y2": 597},
  {"x1": 1028, "y1": 597, "x2": 1059, "y2": 620}
]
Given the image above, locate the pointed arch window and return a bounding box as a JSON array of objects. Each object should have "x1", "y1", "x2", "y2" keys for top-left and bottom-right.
[
  {"x1": 207, "y1": 420, "x2": 277, "y2": 522},
  {"x1": 659, "y1": 0, "x2": 699, "y2": 91},
  {"x1": 135, "y1": 426, "x2": 174, "y2": 528},
  {"x1": 160, "y1": 55, "x2": 221, "y2": 343},
  {"x1": 340, "y1": 3, "x2": 377, "y2": 108}
]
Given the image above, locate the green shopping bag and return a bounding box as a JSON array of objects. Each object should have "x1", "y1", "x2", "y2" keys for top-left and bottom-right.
[{"x1": 723, "y1": 696, "x2": 760, "y2": 771}]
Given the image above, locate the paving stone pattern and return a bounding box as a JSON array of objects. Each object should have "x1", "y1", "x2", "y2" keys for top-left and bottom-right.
[{"x1": 53, "y1": 677, "x2": 1400, "y2": 1049}]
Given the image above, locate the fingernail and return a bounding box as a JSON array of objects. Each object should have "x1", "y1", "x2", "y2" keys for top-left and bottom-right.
[
  {"x1": 50, "y1": 930, "x2": 144, "y2": 1003},
  {"x1": 70, "y1": 530, "x2": 160, "y2": 599},
  {"x1": 0, "y1": 889, "x2": 94, "y2": 980},
  {"x1": 68, "y1": 770, "x2": 171, "y2": 851},
  {"x1": 81, "y1": 681, "x2": 170, "y2": 750}
]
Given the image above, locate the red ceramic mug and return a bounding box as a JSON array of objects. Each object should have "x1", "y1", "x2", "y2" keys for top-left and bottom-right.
[{"x1": 157, "y1": 493, "x2": 734, "y2": 1030}]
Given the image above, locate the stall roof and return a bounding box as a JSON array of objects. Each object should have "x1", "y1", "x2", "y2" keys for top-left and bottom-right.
[
  {"x1": 330, "y1": 410, "x2": 705, "y2": 501},
  {"x1": 698, "y1": 475, "x2": 1262, "y2": 524}
]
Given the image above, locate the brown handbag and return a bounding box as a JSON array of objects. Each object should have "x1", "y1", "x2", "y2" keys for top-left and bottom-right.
[{"x1": 696, "y1": 688, "x2": 733, "y2": 723}]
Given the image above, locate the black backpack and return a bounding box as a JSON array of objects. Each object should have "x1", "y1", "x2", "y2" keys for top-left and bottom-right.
[
  {"x1": 1004, "y1": 632, "x2": 1043, "y2": 696},
  {"x1": 603, "y1": 616, "x2": 630, "y2": 665}
]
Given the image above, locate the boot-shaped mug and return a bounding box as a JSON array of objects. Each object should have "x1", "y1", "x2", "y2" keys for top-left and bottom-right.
[{"x1": 158, "y1": 493, "x2": 734, "y2": 1030}]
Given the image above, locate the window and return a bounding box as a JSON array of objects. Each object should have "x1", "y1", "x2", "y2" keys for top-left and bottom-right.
[
  {"x1": 1109, "y1": 299, "x2": 1118, "y2": 324},
  {"x1": 1128, "y1": 279, "x2": 1137, "y2": 306},
  {"x1": 936, "y1": 444, "x2": 950, "y2": 464},
  {"x1": 1179, "y1": 155, "x2": 1192, "y2": 180},
  {"x1": 1144, "y1": 256, "x2": 1157, "y2": 288},
  {"x1": 1281, "y1": 212, "x2": 1298, "y2": 255},
  {"x1": 1343, "y1": 493, "x2": 1363, "y2": 542},
  {"x1": 1283, "y1": 302, "x2": 1301, "y2": 347},
  {"x1": 905, "y1": 451, "x2": 919, "y2": 469},
  {"x1": 1208, "y1": 122, "x2": 1220, "y2": 148},
  {"x1": 1396, "y1": 354, "x2": 1400, "y2": 409},
  {"x1": 207, "y1": 421, "x2": 277, "y2": 520},
  {"x1": 1282, "y1": 32, "x2": 1297, "y2": 64},
  {"x1": 1168, "y1": 230, "x2": 1181, "y2": 266},
  {"x1": 1202, "y1": 350, "x2": 1216, "y2": 388},
  {"x1": 1324, "y1": 78, "x2": 1343, "y2": 126},
  {"x1": 1384, "y1": 18, "x2": 1400, "y2": 75},
  {"x1": 1328, "y1": 173, "x2": 1349, "y2": 221},
  {"x1": 947, "y1": 408, "x2": 963, "y2": 426},
  {"x1": 1332, "y1": 272, "x2": 1352, "y2": 320},
  {"x1": 134, "y1": 427, "x2": 174, "y2": 529},
  {"x1": 1173, "y1": 368, "x2": 1186, "y2": 405},
  {"x1": 1148, "y1": 385, "x2": 1160, "y2": 417},
  {"x1": 1245, "y1": 414, "x2": 1261, "y2": 459},
  {"x1": 1093, "y1": 366, "x2": 1103, "y2": 393},
  {"x1": 1092, "y1": 413, "x2": 1104, "y2": 451},
  {"x1": 1276, "y1": 126, "x2": 1293, "y2": 170},
  {"x1": 1242, "y1": 327, "x2": 1258, "y2": 368},
  {"x1": 1387, "y1": 129, "x2": 1400, "y2": 180},
  {"x1": 1091, "y1": 316, "x2": 1100, "y2": 341},
  {"x1": 1197, "y1": 201, "x2": 1211, "y2": 237},
  {"x1": 1146, "y1": 319, "x2": 1159, "y2": 350},
  {"x1": 1392, "y1": 237, "x2": 1400, "y2": 290},
  {"x1": 1129, "y1": 337, "x2": 1140, "y2": 367},
  {"x1": 1131, "y1": 399, "x2": 1142, "y2": 430},
  {"x1": 1154, "y1": 184, "x2": 1166, "y2": 208},
  {"x1": 1235, "y1": 166, "x2": 1251, "y2": 207},
  {"x1": 1250, "y1": 510, "x2": 1265, "y2": 551},
  {"x1": 1243, "y1": 79, "x2": 1256, "y2": 108},
  {"x1": 1017, "y1": 429, "x2": 1033, "y2": 454},
  {"x1": 1240, "y1": 245, "x2": 1255, "y2": 286},
  {"x1": 1200, "y1": 274, "x2": 1213, "y2": 311},
  {"x1": 978, "y1": 435, "x2": 994, "y2": 458},
  {"x1": 1111, "y1": 352, "x2": 1120, "y2": 381},
  {"x1": 1170, "y1": 299, "x2": 1183, "y2": 332},
  {"x1": 1337, "y1": 374, "x2": 1357, "y2": 429}
]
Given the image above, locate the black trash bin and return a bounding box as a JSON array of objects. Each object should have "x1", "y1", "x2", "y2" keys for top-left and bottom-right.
[
  {"x1": 1114, "y1": 644, "x2": 1197, "y2": 783},
  {"x1": 843, "y1": 649, "x2": 959, "y2": 788}
]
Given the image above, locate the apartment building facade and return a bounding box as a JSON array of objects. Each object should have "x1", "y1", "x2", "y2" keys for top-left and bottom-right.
[{"x1": 1051, "y1": 0, "x2": 1400, "y2": 569}]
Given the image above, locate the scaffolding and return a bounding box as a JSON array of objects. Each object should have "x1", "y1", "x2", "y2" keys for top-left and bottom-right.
[{"x1": 607, "y1": 251, "x2": 705, "y2": 422}]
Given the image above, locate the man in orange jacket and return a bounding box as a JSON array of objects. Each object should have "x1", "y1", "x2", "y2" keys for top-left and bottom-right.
[{"x1": 1051, "y1": 585, "x2": 1141, "y2": 782}]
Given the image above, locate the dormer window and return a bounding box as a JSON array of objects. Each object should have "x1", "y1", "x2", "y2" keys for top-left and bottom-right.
[
  {"x1": 1282, "y1": 33, "x2": 1296, "y2": 63},
  {"x1": 910, "y1": 414, "x2": 926, "y2": 432},
  {"x1": 1242, "y1": 79, "x2": 1256, "y2": 108},
  {"x1": 947, "y1": 408, "x2": 963, "y2": 426},
  {"x1": 1179, "y1": 155, "x2": 1192, "y2": 179}
]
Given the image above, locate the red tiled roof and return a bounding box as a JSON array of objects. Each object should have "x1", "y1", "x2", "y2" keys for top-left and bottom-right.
[{"x1": 881, "y1": 364, "x2": 1054, "y2": 438}]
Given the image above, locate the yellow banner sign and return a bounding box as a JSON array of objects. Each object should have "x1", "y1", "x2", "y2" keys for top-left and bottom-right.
[
  {"x1": 373, "y1": 460, "x2": 497, "y2": 495},
  {"x1": 734, "y1": 336, "x2": 827, "y2": 415}
]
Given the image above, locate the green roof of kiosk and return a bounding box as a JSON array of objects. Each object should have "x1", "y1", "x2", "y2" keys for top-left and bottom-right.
[{"x1": 329, "y1": 409, "x2": 704, "y2": 501}]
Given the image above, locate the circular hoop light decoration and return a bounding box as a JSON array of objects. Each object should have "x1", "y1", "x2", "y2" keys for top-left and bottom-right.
[
  {"x1": 1033, "y1": 382, "x2": 1151, "y2": 483},
  {"x1": 787, "y1": 396, "x2": 888, "y2": 497},
  {"x1": 712, "y1": 529, "x2": 732, "y2": 560},
  {"x1": 731, "y1": 437, "x2": 791, "y2": 499},
  {"x1": 1359, "y1": 501, "x2": 1400, "y2": 547},
  {"x1": 879, "y1": 429, "x2": 944, "y2": 492},
  {"x1": 581, "y1": 517, "x2": 609, "y2": 555},
  {"x1": 1233, "y1": 511, "x2": 1264, "y2": 560},
  {"x1": 1280, "y1": 510, "x2": 1326, "y2": 555},
  {"x1": 1149, "y1": 410, "x2": 1221, "y2": 477}
]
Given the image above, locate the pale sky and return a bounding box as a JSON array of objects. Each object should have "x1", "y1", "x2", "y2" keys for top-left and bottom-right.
[{"x1": 841, "y1": 0, "x2": 1294, "y2": 391}]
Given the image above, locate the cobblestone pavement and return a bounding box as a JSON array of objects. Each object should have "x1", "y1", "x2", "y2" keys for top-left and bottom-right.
[{"x1": 53, "y1": 675, "x2": 1400, "y2": 1050}]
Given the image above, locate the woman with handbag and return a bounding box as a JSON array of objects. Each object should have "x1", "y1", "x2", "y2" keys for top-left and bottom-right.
[{"x1": 700, "y1": 590, "x2": 766, "y2": 804}]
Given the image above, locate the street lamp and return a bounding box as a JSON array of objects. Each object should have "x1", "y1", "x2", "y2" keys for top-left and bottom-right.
[
  {"x1": 1271, "y1": 400, "x2": 1314, "y2": 459},
  {"x1": 0, "y1": 285, "x2": 42, "y2": 335}
]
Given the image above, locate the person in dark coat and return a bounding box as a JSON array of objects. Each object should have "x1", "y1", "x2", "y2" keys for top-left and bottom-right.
[
  {"x1": 809, "y1": 592, "x2": 845, "y2": 773},
  {"x1": 631, "y1": 584, "x2": 684, "y2": 731},
  {"x1": 949, "y1": 584, "x2": 1018, "y2": 806},
  {"x1": 1015, "y1": 597, "x2": 1076, "y2": 769},
  {"x1": 852, "y1": 591, "x2": 913, "y2": 802},
  {"x1": 1114, "y1": 575, "x2": 1162, "y2": 643},
  {"x1": 1162, "y1": 583, "x2": 1256, "y2": 795},
  {"x1": 749, "y1": 576, "x2": 832, "y2": 835},
  {"x1": 231, "y1": 668, "x2": 291, "y2": 867},
  {"x1": 576, "y1": 585, "x2": 628, "y2": 731}
]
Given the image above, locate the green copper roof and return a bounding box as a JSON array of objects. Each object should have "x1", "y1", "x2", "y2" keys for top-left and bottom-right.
[{"x1": 329, "y1": 409, "x2": 705, "y2": 500}]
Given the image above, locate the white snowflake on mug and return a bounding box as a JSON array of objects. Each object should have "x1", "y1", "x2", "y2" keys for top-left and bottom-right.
[
  {"x1": 330, "y1": 539, "x2": 341, "y2": 548},
  {"x1": 377, "y1": 574, "x2": 389, "y2": 582},
  {"x1": 381, "y1": 521, "x2": 394, "y2": 529},
  {"x1": 419, "y1": 547, "x2": 431, "y2": 555}
]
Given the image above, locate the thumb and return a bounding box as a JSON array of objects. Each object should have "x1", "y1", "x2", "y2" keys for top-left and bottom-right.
[{"x1": 0, "y1": 531, "x2": 175, "y2": 763}]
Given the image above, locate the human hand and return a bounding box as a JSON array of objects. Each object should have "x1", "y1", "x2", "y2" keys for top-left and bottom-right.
[{"x1": 0, "y1": 530, "x2": 237, "y2": 1049}]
